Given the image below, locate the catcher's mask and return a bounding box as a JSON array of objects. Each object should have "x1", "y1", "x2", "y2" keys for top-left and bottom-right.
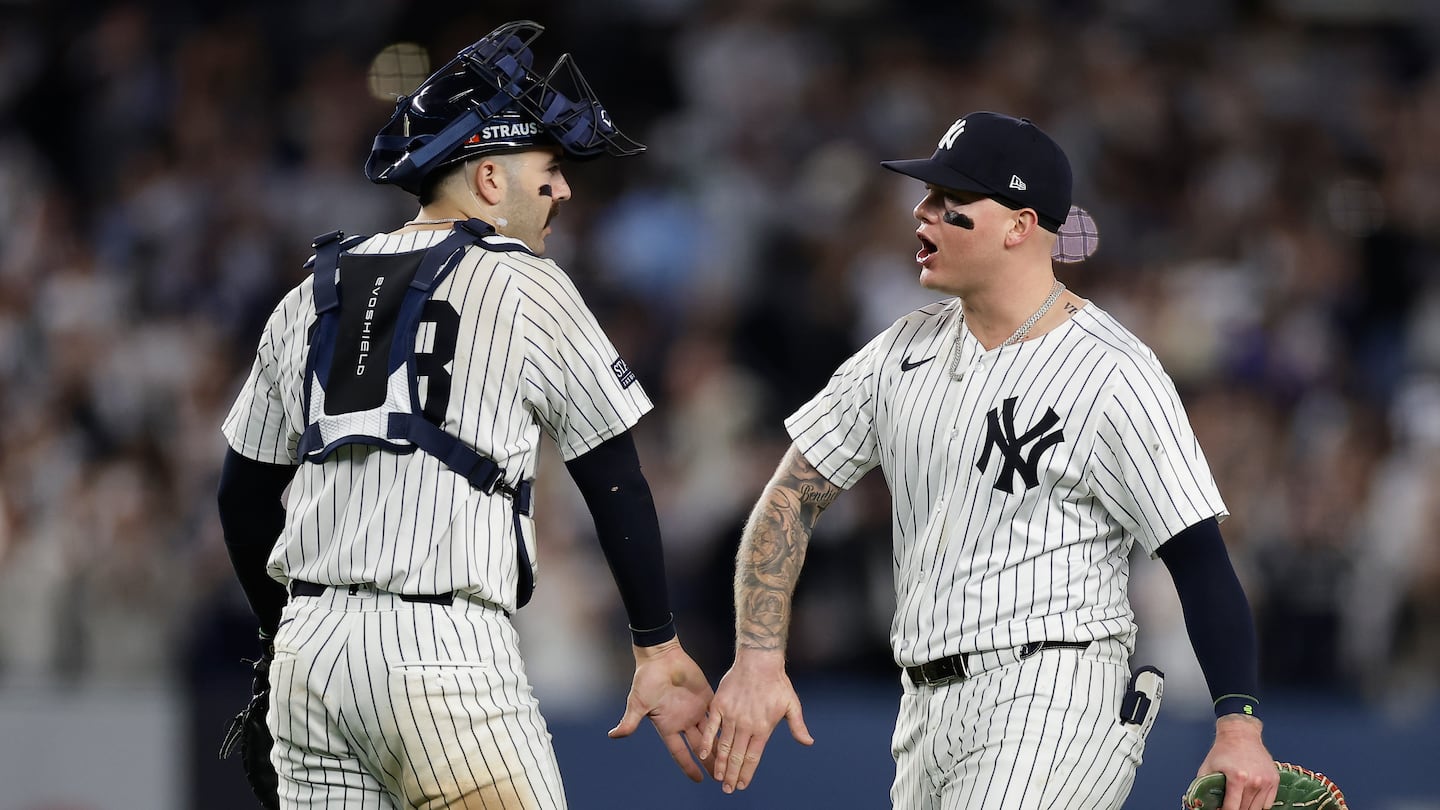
[{"x1": 365, "y1": 20, "x2": 644, "y2": 195}]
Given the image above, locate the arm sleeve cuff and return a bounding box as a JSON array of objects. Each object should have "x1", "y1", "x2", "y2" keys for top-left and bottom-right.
[
  {"x1": 1213, "y1": 694, "x2": 1261, "y2": 718},
  {"x1": 629, "y1": 614, "x2": 677, "y2": 647}
]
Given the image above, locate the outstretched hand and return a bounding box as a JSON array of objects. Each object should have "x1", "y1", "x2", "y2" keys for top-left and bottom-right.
[
  {"x1": 699, "y1": 647, "x2": 814, "y2": 794},
  {"x1": 608, "y1": 638, "x2": 716, "y2": 782},
  {"x1": 1196, "y1": 714, "x2": 1278, "y2": 810}
]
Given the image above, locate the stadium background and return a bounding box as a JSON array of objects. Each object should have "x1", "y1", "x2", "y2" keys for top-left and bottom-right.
[{"x1": 0, "y1": 0, "x2": 1436, "y2": 807}]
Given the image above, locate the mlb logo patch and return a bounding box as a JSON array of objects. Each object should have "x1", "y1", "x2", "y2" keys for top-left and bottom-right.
[{"x1": 611, "y1": 358, "x2": 637, "y2": 389}]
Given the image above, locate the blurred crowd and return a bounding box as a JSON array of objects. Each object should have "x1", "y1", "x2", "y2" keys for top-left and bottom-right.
[{"x1": 1, "y1": 0, "x2": 1438, "y2": 720}]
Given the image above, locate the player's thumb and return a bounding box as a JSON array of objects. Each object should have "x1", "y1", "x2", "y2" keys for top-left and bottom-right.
[
  {"x1": 785, "y1": 701, "x2": 814, "y2": 746},
  {"x1": 608, "y1": 703, "x2": 644, "y2": 739}
]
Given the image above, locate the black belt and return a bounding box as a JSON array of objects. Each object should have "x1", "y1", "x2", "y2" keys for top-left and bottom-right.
[
  {"x1": 905, "y1": 640, "x2": 1092, "y2": 687},
  {"x1": 290, "y1": 580, "x2": 455, "y2": 606}
]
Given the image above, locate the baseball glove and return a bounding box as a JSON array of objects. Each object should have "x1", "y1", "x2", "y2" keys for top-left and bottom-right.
[
  {"x1": 1182, "y1": 761, "x2": 1347, "y2": 809},
  {"x1": 219, "y1": 637, "x2": 280, "y2": 810}
]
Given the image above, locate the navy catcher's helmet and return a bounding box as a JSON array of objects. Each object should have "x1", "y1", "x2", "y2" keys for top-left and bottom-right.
[{"x1": 365, "y1": 20, "x2": 644, "y2": 195}]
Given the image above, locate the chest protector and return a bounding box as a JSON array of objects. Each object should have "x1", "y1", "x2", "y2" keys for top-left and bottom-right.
[{"x1": 295, "y1": 219, "x2": 537, "y2": 606}]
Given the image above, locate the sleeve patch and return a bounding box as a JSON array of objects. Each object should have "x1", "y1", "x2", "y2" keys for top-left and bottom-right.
[{"x1": 611, "y1": 357, "x2": 637, "y2": 389}]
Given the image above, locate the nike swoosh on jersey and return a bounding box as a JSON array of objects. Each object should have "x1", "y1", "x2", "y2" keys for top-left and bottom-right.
[{"x1": 901, "y1": 355, "x2": 936, "y2": 372}]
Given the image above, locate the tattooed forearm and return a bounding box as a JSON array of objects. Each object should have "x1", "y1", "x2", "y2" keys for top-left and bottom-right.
[{"x1": 735, "y1": 445, "x2": 844, "y2": 652}]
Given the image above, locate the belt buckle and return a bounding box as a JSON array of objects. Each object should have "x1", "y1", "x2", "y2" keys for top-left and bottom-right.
[{"x1": 922, "y1": 654, "x2": 968, "y2": 687}]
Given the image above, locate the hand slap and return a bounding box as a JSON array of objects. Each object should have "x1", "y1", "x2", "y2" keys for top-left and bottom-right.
[
  {"x1": 700, "y1": 649, "x2": 814, "y2": 794},
  {"x1": 608, "y1": 640, "x2": 715, "y2": 783}
]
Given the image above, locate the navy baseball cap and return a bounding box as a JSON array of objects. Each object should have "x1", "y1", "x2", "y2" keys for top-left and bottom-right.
[{"x1": 882, "y1": 112, "x2": 1072, "y2": 232}]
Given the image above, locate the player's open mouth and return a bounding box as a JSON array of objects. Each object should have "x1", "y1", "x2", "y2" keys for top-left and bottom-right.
[{"x1": 916, "y1": 234, "x2": 938, "y2": 264}]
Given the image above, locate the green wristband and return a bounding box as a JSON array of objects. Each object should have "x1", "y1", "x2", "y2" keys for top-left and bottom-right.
[{"x1": 1213, "y1": 693, "x2": 1260, "y2": 718}]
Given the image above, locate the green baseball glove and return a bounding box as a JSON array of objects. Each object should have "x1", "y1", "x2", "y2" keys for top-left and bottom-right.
[{"x1": 1182, "y1": 761, "x2": 1347, "y2": 809}]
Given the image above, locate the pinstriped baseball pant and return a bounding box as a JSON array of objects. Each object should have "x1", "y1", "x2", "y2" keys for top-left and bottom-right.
[
  {"x1": 268, "y1": 586, "x2": 567, "y2": 809},
  {"x1": 890, "y1": 637, "x2": 1151, "y2": 810}
]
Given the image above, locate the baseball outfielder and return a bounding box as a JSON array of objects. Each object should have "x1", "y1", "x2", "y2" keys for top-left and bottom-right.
[
  {"x1": 701, "y1": 112, "x2": 1279, "y2": 810},
  {"x1": 216, "y1": 21, "x2": 712, "y2": 809}
]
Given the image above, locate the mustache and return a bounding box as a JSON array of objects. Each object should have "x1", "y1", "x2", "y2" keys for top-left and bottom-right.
[{"x1": 545, "y1": 203, "x2": 560, "y2": 227}]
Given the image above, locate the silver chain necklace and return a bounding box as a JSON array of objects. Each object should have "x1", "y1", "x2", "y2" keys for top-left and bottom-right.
[
  {"x1": 949, "y1": 279, "x2": 1066, "y2": 380},
  {"x1": 404, "y1": 217, "x2": 465, "y2": 226}
]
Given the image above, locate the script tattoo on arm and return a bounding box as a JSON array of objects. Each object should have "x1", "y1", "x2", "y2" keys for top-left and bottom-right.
[{"x1": 735, "y1": 445, "x2": 844, "y2": 652}]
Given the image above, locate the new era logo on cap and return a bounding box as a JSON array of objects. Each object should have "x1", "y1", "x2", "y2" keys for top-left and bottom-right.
[{"x1": 1009, "y1": 175, "x2": 1027, "y2": 191}]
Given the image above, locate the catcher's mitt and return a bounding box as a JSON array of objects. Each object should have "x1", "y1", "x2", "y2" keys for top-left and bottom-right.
[
  {"x1": 1182, "y1": 761, "x2": 1347, "y2": 810},
  {"x1": 219, "y1": 637, "x2": 279, "y2": 810}
]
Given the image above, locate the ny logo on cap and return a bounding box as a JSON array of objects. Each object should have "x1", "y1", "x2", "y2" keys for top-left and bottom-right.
[
  {"x1": 938, "y1": 118, "x2": 966, "y2": 150},
  {"x1": 1009, "y1": 175, "x2": 1027, "y2": 191}
]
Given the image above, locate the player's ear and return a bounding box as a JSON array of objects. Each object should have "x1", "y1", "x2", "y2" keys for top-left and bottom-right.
[
  {"x1": 1004, "y1": 208, "x2": 1040, "y2": 248},
  {"x1": 472, "y1": 158, "x2": 506, "y2": 206}
]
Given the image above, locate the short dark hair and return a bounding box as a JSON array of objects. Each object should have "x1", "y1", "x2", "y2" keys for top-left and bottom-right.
[{"x1": 417, "y1": 161, "x2": 468, "y2": 207}]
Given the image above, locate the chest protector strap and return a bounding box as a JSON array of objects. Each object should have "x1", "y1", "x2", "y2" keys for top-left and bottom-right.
[{"x1": 296, "y1": 220, "x2": 537, "y2": 606}]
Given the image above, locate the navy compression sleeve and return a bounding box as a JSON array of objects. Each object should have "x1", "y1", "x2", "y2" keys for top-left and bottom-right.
[
  {"x1": 564, "y1": 431, "x2": 676, "y2": 647},
  {"x1": 217, "y1": 448, "x2": 296, "y2": 636},
  {"x1": 1157, "y1": 517, "x2": 1262, "y2": 719}
]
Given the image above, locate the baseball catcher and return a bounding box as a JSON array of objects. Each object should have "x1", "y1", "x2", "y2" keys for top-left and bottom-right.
[
  {"x1": 215, "y1": 18, "x2": 713, "y2": 808},
  {"x1": 1183, "y1": 762, "x2": 1348, "y2": 810}
]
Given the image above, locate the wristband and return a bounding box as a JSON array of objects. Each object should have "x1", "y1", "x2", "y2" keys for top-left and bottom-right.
[
  {"x1": 1213, "y1": 693, "x2": 1260, "y2": 719},
  {"x1": 630, "y1": 614, "x2": 677, "y2": 647}
]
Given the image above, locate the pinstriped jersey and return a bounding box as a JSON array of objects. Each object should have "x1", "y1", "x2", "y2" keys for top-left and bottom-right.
[
  {"x1": 785, "y1": 299, "x2": 1226, "y2": 668},
  {"x1": 222, "y1": 228, "x2": 651, "y2": 611}
]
